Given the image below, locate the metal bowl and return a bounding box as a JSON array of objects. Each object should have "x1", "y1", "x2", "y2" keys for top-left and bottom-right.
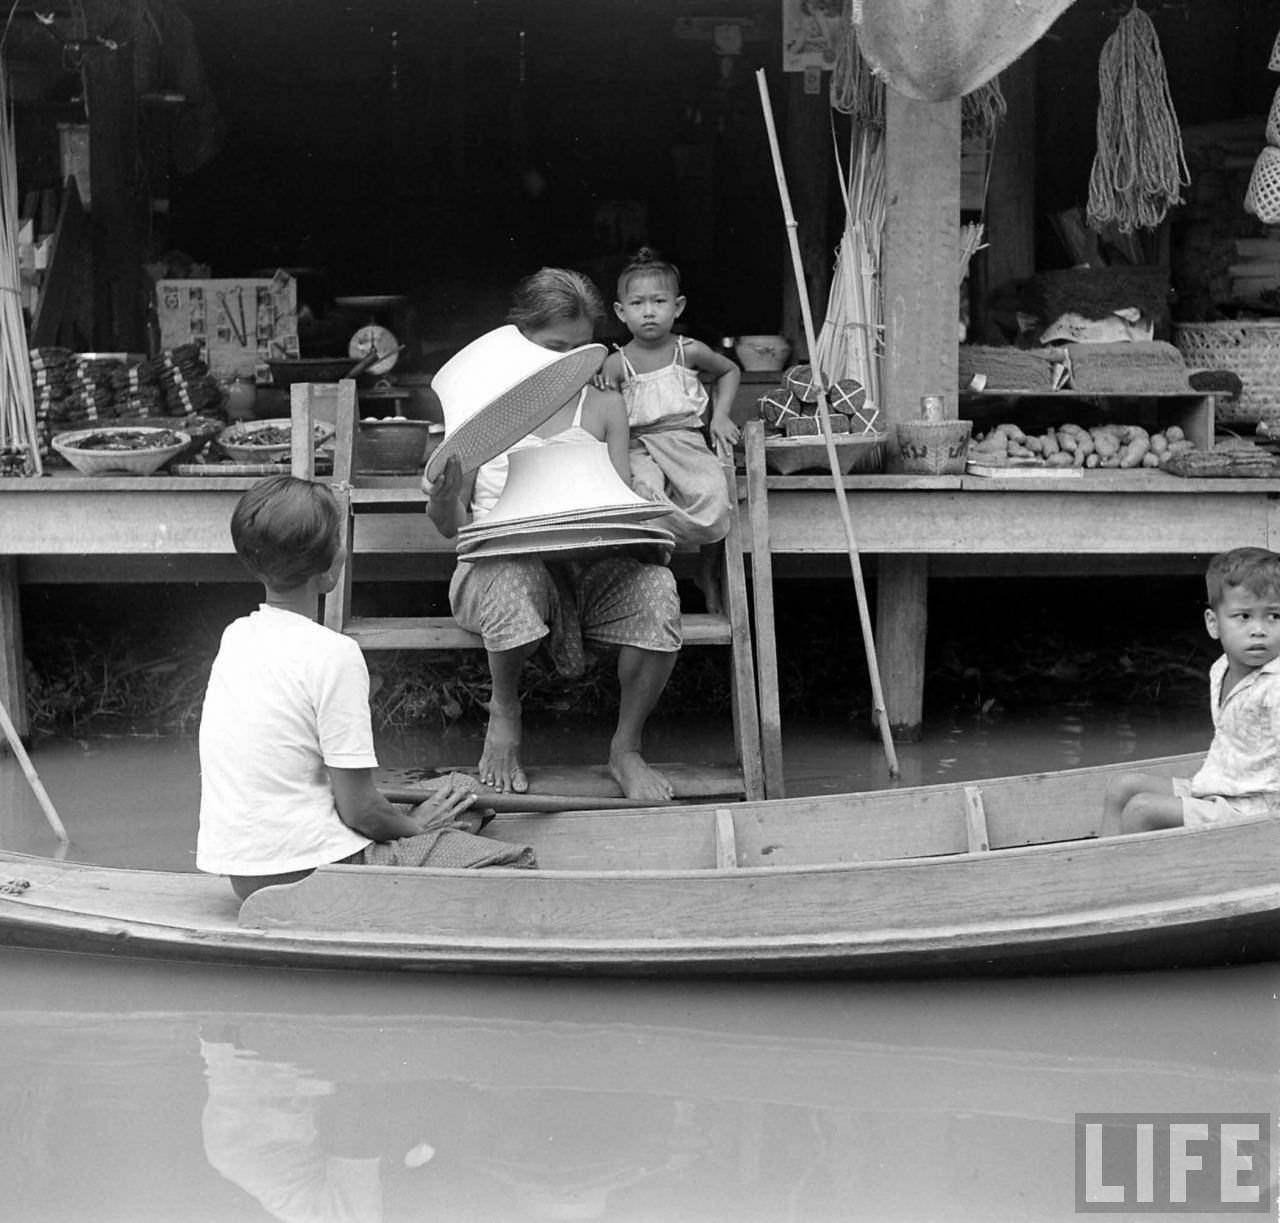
[{"x1": 266, "y1": 357, "x2": 358, "y2": 386}]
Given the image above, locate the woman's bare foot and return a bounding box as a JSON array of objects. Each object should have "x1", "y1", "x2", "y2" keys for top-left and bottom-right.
[
  {"x1": 478, "y1": 698, "x2": 528, "y2": 793},
  {"x1": 609, "y1": 746, "x2": 674, "y2": 802}
]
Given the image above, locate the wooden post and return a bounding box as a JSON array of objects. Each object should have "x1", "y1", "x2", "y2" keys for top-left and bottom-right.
[
  {"x1": 780, "y1": 72, "x2": 831, "y2": 360},
  {"x1": 983, "y1": 53, "x2": 1037, "y2": 305},
  {"x1": 880, "y1": 89, "x2": 961, "y2": 736},
  {"x1": 0, "y1": 559, "x2": 26, "y2": 742},
  {"x1": 83, "y1": 0, "x2": 146, "y2": 352}
]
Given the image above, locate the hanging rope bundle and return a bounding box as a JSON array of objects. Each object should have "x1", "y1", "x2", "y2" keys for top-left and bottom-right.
[
  {"x1": 830, "y1": 0, "x2": 884, "y2": 126},
  {"x1": 1086, "y1": 3, "x2": 1189, "y2": 235}
]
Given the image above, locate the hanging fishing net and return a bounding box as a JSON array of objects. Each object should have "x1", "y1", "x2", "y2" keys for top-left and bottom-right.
[{"x1": 850, "y1": 0, "x2": 1074, "y2": 102}]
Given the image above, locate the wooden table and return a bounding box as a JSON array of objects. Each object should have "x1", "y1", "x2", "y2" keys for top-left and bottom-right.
[{"x1": 4, "y1": 464, "x2": 1280, "y2": 739}]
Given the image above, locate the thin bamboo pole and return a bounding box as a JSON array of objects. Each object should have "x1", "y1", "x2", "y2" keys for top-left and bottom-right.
[
  {"x1": 0, "y1": 695, "x2": 69, "y2": 843},
  {"x1": 756, "y1": 69, "x2": 898, "y2": 779}
]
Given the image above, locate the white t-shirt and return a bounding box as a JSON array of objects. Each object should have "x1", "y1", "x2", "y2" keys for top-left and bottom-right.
[{"x1": 197, "y1": 605, "x2": 377, "y2": 877}]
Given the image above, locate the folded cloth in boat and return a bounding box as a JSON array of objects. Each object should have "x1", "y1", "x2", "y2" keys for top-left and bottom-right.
[{"x1": 357, "y1": 827, "x2": 537, "y2": 870}]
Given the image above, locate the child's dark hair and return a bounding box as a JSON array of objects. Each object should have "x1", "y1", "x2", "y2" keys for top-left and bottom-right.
[
  {"x1": 1205, "y1": 547, "x2": 1280, "y2": 607},
  {"x1": 231, "y1": 474, "x2": 341, "y2": 591},
  {"x1": 616, "y1": 247, "x2": 681, "y2": 299},
  {"x1": 507, "y1": 267, "x2": 605, "y2": 333}
]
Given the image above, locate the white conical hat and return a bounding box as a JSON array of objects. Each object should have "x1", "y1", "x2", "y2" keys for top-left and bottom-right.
[
  {"x1": 478, "y1": 440, "x2": 657, "y2": 526},
  {"x1": 424, "y1": 324, "x2": 606, "y2": 481}
]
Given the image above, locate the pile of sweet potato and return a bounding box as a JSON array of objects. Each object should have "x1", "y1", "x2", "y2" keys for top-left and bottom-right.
[{"x1": 968, "y1": 423, "x2": 1198, "y2": 469}]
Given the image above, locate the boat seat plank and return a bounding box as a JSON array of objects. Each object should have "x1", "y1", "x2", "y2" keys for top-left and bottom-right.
[
  {"x1": 485, "y1": 810, "x2": 720, "y2": 870},
  {"x1": 963, "y1": 786, "x2": 990, "y2": 853},
  {"x1": 345, "y1": 613, "x2": 734, "y2": 651},
  {"x1": 715, "y1": 808, "x2": 738, "y2": 870}
]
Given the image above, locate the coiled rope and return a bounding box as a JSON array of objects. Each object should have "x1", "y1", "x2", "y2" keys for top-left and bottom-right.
[{"x1": 1086, "y1": 3, "x2": 1189, "y2": 234}]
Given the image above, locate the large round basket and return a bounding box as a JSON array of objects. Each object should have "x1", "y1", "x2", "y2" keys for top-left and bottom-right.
[
  {"x1": 51, "y1": 426, "x2": 190, "y2": 476},
  {"x1": 1173, "y1": 321, "x2": 1280, "y2": 426}
]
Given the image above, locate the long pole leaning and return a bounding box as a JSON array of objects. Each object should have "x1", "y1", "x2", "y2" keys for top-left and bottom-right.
[
  {"x1": 756, "y1": 69, "x2": 899, "y2": 779},
  {"x1": 0, "y1": 696, "x2": 69, "y2": 843}
]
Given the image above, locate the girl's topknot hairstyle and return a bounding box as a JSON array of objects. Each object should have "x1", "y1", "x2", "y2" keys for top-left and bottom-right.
[
  {"x1": 231, "y1": 474, "x2": 341, "y2": 592},
  {"x1": 616, "y1": 246, "x2": 681, "y2": 299},
  {"x1": 1205, "y1": 546, "x2": 1280, "y2": 608},
  {"x1": 507, "y1": 266, "x2": 605, "y2": 333}
]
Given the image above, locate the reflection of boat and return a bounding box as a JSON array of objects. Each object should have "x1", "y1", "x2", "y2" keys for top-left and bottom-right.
[{"x1": 2, "y1": 753, "x2": 1279, "y2": 977}]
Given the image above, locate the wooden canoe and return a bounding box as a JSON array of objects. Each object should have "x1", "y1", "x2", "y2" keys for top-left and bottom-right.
[{"x1": 1, "y1": 752, "x2": 1279, "y2": 977}]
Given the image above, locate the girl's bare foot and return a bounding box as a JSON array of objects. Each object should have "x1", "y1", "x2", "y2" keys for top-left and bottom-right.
[
  {"x1": 478, "y1": 698, "x2": 528, "y2": 793},
  {"x1": 609, "y1": 746, "x2": 674, "y2": 802},
  {"x1": 697, "y1": 549, "x2": 723, "y2": 615}
]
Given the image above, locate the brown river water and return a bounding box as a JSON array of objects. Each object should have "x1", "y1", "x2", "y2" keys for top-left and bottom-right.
[{"x1": 2, "y1": 710, "x2": 1276, "y2": 1221}]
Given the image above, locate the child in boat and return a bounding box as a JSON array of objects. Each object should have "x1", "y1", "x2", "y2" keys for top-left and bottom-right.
[
  {"x1": 597, "y1": 247, "x2": 740, "y2": 612},
  {"x1": 1101, "y1": 546, "x2": 1280, "y2": 835},
  {"x1": 196, "y1": 474, "x2": 535, "y2": 900}
]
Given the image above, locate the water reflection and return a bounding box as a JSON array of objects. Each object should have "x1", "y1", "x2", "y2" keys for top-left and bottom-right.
[{"x1": 1, "y1": 949, "x2": 1277, "y2": 1222}]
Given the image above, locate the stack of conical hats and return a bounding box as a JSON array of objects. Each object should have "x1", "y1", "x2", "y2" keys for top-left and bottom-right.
[{"x1": 457, "y1": 441, "x2": 674, "y2": 564}]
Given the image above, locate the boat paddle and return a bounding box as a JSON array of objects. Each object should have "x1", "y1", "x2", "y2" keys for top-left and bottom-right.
[{"x1": 0, "y1": 695, "x2": 69, "y2": 843}]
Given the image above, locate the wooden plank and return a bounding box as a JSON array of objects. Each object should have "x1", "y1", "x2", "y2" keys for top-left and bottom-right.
[
  {"x1": 344, "y1": 612, "x2": 733, "y2": 651},
  {"x1": 29, "y1": 177, "x2": 90, "y2": 349},
  {"x1": 963, "y1": 786, "x2": 990, "y2": 854},
  {"x1": 0, "y1": 559, "x2": 26, "y2": 739},
  {"x1": 744, "y1": 421, "x2": 785, "y2": 798},
  {"x1": 380, "y1": 760, "x2": 745, "y2": 804},
  {"x1": 714, "y1": 808, "x2": 738, "y2": 870},
  {"x1": 883, "y1": 90, "x2": 961, "y2": 427}
]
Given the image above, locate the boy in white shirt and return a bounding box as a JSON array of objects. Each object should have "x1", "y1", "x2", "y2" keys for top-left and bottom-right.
[
  {"x1": 198, "y1": 475, "x2": 533, "y2": 900},
  {"x1": 1101, "y1": 546, "x2": 1280, "y2": 835}
]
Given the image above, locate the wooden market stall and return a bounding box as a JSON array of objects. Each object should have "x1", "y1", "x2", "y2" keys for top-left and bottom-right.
[{"x1": 4, "y1": 0, "x2": 1280, "y2": 780}]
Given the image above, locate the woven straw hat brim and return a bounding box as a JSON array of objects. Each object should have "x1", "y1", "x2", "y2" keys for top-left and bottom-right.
[
  {"x1": 458, "y1": 502, "x2": 667, "y2": 538},
  {"x1": 424, "y1": 344, "x2": 606, "y2": 481}
]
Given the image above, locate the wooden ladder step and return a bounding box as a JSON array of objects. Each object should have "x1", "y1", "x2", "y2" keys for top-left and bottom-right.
[{"x1": 345, "y1": 612, "x2": 734, "y2": 651}]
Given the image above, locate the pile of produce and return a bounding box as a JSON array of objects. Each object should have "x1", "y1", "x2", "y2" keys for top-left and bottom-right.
[
  {"x1": 968, "y1": 422, "x2": 1196, "y2": 469},
  {"x1": 65, "y1": 428, "x2": 187, "y2": 451}
]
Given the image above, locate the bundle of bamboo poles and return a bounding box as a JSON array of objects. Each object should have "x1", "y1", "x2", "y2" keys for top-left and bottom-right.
[
  {"x1": 815, "y1": 126, "x2": 885, "y2": 411},
  {"x1": 0, "y1": 59, "x2": 39, "y2": 476},
  {"x1": 817, "y1": 8, "x2": 886, "y2": 411}
]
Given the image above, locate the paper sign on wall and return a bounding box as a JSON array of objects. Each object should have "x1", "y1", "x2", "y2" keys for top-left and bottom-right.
[{"x1": 155, "y1": 271, "x2": 300, "y2": 377}]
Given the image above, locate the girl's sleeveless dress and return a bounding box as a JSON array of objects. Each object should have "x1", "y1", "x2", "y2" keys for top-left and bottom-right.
[{"x1": 619, "y1": 337, "x2": 730, "y2": 547}]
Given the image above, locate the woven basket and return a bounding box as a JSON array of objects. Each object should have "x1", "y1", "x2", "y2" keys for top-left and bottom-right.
[
  {"x1": 1246, "y1": 146, "x2": 1280, "y2": 223},
  {"x1": 1173, "y1": 321, "x2": 1280, "y2": 425},
  {"x1": 896, "y1": 419, "x2": 972, "y2": 475}
]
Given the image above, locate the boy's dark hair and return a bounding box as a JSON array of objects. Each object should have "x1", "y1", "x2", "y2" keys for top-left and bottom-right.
[
  {"x1": 231, "y1": 474, "x2": 341, "y2": 591},
  {"x1": 616, "y1": 246, "x2": 681, "y2": 300},
  {"x1": 1205, "y1": 546, "x2": 1280, "y2": 608},
  {"x1": 507, "y1": 267, "x2": 605, "y2": 333}
]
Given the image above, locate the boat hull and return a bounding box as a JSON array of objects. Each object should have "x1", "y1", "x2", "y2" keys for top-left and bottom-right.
[{"x1": 3, "y1": 754, "x2": 1277, "y2": 978}]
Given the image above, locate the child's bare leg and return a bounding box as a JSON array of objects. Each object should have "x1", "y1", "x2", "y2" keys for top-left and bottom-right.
[
  {"x1": 1100, "y1": 772, "x2": 1178, "y2": 836},
  {"x1": 696, "y1": 543, "x2": 723, "y2": 615},
  {"x1": 478, "y1": 643, "x2": 538, "y2": 793}
]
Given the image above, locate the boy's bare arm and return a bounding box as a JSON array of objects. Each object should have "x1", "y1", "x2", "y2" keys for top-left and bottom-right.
[{"x1": 329, "y1": 767, "x2": 476, "y2": 840}]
